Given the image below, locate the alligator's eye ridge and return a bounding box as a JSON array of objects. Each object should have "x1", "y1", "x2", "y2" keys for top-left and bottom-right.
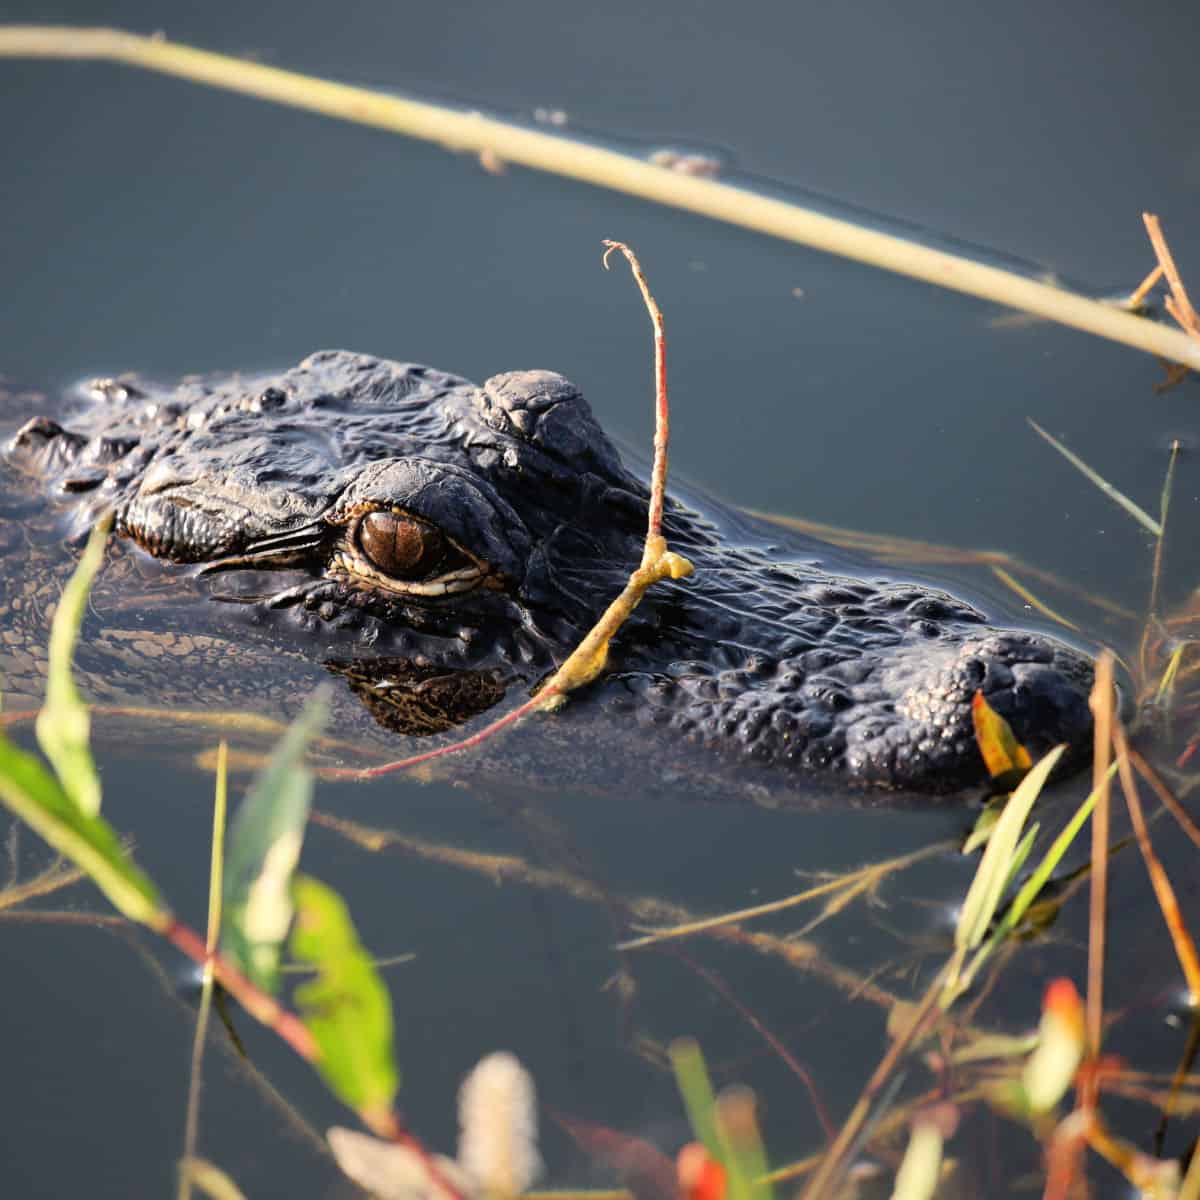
[{"x1": 357, "y1": 511, "x2": 449, "y2": 579}]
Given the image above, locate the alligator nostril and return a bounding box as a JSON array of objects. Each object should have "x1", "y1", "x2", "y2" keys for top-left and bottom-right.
[{"x1": 989, "y1": 658, "x2": 1094, "y2": 759}]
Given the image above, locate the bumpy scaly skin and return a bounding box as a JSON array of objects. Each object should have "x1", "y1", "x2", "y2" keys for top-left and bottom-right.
[{"x1": 4, "y1": 350, "x2": 1094, "y2": 796}]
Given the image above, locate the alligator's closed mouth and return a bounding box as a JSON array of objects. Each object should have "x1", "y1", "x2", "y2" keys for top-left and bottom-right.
[{"x1": 4, "y1": 349, "x2": 1095, "y2": 797}]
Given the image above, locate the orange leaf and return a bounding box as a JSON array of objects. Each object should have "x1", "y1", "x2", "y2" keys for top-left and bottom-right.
[{"x1": 971, "y1": 691, "x2": 1033, "y2": 781}]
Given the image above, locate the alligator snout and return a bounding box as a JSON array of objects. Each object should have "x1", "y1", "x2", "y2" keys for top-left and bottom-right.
[{"x1": 855, "y1": 631, "x2": 1095, "y2": 790}]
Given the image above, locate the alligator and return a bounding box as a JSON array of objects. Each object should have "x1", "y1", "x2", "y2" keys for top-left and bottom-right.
[{"x1": 1, "y1": 350, "x2": 1095, "y2": 804}]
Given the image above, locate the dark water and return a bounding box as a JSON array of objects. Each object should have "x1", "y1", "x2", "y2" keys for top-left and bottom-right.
[{"x1": 1, "y1": 2, "x2": 1199, "y2": 1196}]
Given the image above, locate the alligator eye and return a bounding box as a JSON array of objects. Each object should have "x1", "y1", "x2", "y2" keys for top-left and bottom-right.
[{"x1": 357, "y1": 511, "x2": 449, "y2": 579}]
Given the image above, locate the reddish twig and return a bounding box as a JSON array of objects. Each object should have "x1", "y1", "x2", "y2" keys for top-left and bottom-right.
[
  {"x1": 1143, "y1": 213, "x2": 1200, "y2": 338},
  {"x1": 163, "y1": 918, "x2": 318, "y2": 1059},
  {"x1": 603, "y1": 239, "x2": 669, "y2": 556},
  {"x1": 662, "y1": 944, "x2": 837, "y2": 1143},
  {"x1": 162, "y1": 917, "x2": 464, "y2": 1199},
  {"x1": 319, "y1": 242, "x2": 691, "y2": 783}
]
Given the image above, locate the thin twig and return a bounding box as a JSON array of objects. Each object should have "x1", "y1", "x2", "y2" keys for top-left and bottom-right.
[
  {"x1": 1148, "y1": 439, "x2": 1180, "y2": 620},
  {"x1": 1113, "y1": 724, "x2": 1200, "y2": 1000},
  {"x1": 1144, "y1": 213, "x2": 1200, "y2": 337},
  {"x1": 662, "y1": 945, "x2": 837, "y2": 1143},
  {"x1": 1129, "y1": 748, "x2": 1200, "y2": 852},
  {"x1": 1127, "y1": 264, "x2": 1165, "y2": 309},
  {"x1": 315, "y1": 242, "x2": 691, "y2": 782},
  {"x1": 603, "y1": 240, "x2": 668, "y2": 556},
  {"x1": 1085, "y1": 653, "x2": 1115, "y2": 1089},
  {"x1": 2, "y1": 26, "x2": 1200, "y2": 368}
]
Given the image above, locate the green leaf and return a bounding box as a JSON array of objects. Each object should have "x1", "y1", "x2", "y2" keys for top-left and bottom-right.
[
  {"x1": 220, "y1": 691, "x2": 327, "y2": 994},
  {"x1": 0, "y1": 735, "x2": 165, "y2": 927},
  {"x1": 953, "y1": 746, "x2": 1064, "y2": 958},
  {"x1": 34, "y1": 516, "x2": 110, "y2": 817},
  {"x1": 669, "y1": 1041, "x2": 770, "y2": 1200},
  {"x1": 291, "y1": 875, "x2": 399, "y2": 1116}
]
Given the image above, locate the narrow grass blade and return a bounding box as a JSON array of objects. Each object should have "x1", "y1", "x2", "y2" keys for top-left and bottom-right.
[
  {"x1": 670, "y1": 1042, "x2": 768, "y2": 1200},
  {"x1": 953, "y1": 746, "x2": 1064, "y2": 963},
  {"x1": 1028, "y1": 421, "x2": 1161, "y2": 536},
  {"x1": 1116, "y1": 725, "x2": 1200, "y2": 1001},
  {"x1": 180, "y1": 741, "x2": 229, "y2": 1200},
  {"x1": 34, "y1": 516, "x2": 110, "y2": 817},
  {"x1": 1149, "y1": 439, "x2": 1180, "y2": 617},
  {"x1": 221, "y1": 691, "x2": 326, "y2": 994},
  {"x1": 988, "y1": 566, "x2": 1080, "y2": 632},
  {"x1": 715, "y1": 1088, "x2": 773, "y2": 1200},
  {"x1": 670, "y1": 1039, "x2": 722, "y2": 1161},
  {"x1": 291, "y1": 874, "x2": 399, "y2": 1118},
  {"x1": 0, "y1": 736, "x2": 164, "y2": 927},
  {"x1": 995, "y1": 763, "x2": 1115, "y2": 940}
]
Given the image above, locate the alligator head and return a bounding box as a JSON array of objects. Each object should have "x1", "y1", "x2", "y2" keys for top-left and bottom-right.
[{"x1": 5, "y1": 349, "x2": 1095, "y2": 797}]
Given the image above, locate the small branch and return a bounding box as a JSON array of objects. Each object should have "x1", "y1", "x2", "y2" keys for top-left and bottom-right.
[
  {"x1": 603, "y1": 240, "x2": 668, "y2": 555},
  {"x1": 1126, "y1": 263, "x2": 1165, "y2": 309},
  {"x1": 3, "y1": 26, "x2": 1200, "y2": 369},
  {"x1": 1113, "y1": 723, "x2": 1200, "y2": 1001},
  {"x1": 318, "y1": 242, "x2": 692, "y2": 782},
  {"x1": 1143, "y1": 213, "x2": 1200, "y2": 337}
]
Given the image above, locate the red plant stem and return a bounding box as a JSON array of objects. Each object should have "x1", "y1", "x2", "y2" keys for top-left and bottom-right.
[
  {"x1": 317, "y1": 242, "x2": 677, "y2": 786},
  {"x1": 318, "y1": 687, "x2": 557, "y2": 782},
  {"x1": 163, "y1": 919, "x2": 465, "y2": 1200},
  {"x1": 365, "y1": 1110, "x2": 466, "y2": 1200},
  {"x1": 664, "y1": 945, "x2": 836, "y2": 1142},
  {"x1": 163, "y1": 917, "x2": 318, "y2": 1060}
]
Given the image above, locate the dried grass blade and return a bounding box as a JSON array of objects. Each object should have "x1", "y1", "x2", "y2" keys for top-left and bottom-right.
[
  {"x1": 1114, "y1": 723, "x2": 1200, "y2": 1001},
  {"x1": 1086, "y1": 653, "x2": 1116, "y2": 1067},
  {"x1": 1028, "y1": 421, "x2": 1161, "y2": 537},
  {"x1": 1144, "y1": 213, "x2": 1200, "y2": 336},
  {"x1": 1130, "y1": 748, "x2": 1200, "y2": 852},
  {"x1": 617, "y1": 842, "x2": 949, "y2": 950},
  {"x1": 988, "y1": 567, "x2": 1080, "y2": 632}
]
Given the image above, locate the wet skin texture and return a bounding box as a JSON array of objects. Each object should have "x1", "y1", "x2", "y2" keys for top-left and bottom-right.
[{"x1": 6, "y1": 350, "x2": 1094, "y2": 797}]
